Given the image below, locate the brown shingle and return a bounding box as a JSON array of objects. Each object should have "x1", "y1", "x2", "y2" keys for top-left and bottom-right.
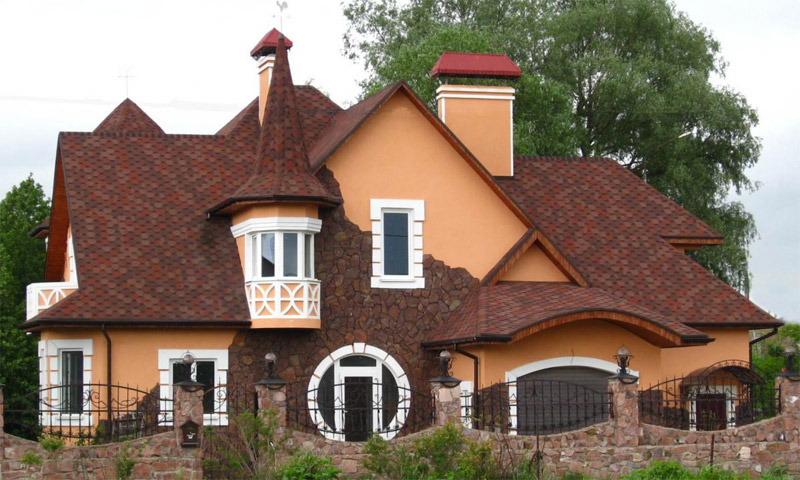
[{"x1": 93, "y1": 98, "x2": 165, "y2": 136}]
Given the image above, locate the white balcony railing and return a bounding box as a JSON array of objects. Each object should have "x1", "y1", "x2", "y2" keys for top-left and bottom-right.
[
  {"x1": 27, "y1": 282, "x2": 79, "y2": 320},
  {"x1": 245, "y1": 279, "x2": 321, "y2": 320}
]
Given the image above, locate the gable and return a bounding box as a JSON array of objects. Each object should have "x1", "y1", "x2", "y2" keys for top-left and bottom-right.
[
  {"x1": 324, "y1": 92, "x2": 528, "y2": 278},
  {"x1": 500, "y1": 243, "x2": 569, "y2": 282}
]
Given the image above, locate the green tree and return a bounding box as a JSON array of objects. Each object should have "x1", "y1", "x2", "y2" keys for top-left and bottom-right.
[
  {"x1": 0, "y1": 175, "x2": 50, "y2": 398},
  {"x1": 343, "y1": 0, "x2": 760, "y2": 291}
]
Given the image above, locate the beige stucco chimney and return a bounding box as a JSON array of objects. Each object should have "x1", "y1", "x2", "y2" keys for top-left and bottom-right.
[
  {"x1": 431, "y1": 52, "x2": 521, "y2": 177},
  {"x1": 250, "y1": 28, "x2": 293, "y2": 124}
]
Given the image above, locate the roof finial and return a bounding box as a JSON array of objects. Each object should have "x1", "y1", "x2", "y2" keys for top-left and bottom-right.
[{"x1": 276, "y1": 1, "x2": 288, "y2": 32}]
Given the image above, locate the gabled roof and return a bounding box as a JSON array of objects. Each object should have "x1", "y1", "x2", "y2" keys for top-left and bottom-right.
[
  {"x1": 250, "y1": 28, "x2": 293, "y2": 58},
  {"x1": 425, "y1": 282, "x2": 710, "y2": 348},
  {"x1": 430, "y1": 52, "x2": 522, "y2": 79},
  {"x1": 208, "y1": 36, "x2": 340, "y2": 215},
  {"x1": 93, "y1": 98, "x2": 165, "y2": 136},
  {"x1": 499, "y1": 157, "x2": 778, "y2": 329}
]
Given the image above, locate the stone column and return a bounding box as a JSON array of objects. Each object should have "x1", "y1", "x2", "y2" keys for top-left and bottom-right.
[
  {"x1": 173, "y1": 385, "x2": 204, "y2": 448},
  {"x1": 0, "y1": 383, "x2": 5, "y2": 433},
  {"x1": 255, "y1": 384, "x2": 287, "y2": 428},
  {"x1": 609, "y1": 378, "x2": 639, "y2": 447},
  {"x1": 777, "y1": 376, "x2": 800, "y2": 443},
  {"x1": 432, "y1": 384, "x2": 462, "y2": 426}
]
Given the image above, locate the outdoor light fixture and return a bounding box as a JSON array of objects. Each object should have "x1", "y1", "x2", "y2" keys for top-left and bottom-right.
[
  {"x1": 255, "y1": 352, "x2": 287, "y2": 390},
  {"x1": 777, "y1": 344, "x2": 800, "y2": 382},
  {"x1": 610, "y1": 346, "x2": 639, "y2": 385},
  {"x1": 430, "y1": 350, "x2": 462, "y2": 388},
  {"x1": 175, "y1": 351, "x2": 204, "y2": 392}
]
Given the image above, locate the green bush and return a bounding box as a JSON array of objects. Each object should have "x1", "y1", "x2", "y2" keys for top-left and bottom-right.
[
  {"x1": 21, "y1": 450, "x2": 42, "y2": 466},
  {"x1": 275, "y1": 451, "x2": 340, "y2": 480},
  {"x1": 38, "y1": 433, "x2": 65, "y2": 452},
  {"x1": 114, "y1": 443, "x2": 136, "y2": 480}
]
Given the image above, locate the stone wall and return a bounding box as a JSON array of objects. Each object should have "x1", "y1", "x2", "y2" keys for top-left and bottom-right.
[{"x1": 228, "y1": 169, "x2": 479, "y2": 413}]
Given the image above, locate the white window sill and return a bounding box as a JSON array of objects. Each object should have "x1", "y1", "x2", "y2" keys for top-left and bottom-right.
[{"x1": 371, "y1": 277, "x2": 425, "y2": 289}]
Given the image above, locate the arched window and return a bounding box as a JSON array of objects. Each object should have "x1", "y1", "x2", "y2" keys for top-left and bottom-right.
[{"x1": 307, "y1": 343, "x2": 409, "y2": 441}]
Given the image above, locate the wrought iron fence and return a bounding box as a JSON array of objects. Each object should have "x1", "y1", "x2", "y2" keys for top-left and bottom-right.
[
  {"x1": 287, "y1": 381, "x2": 434, "y2": 441},
  {"x1": 201, "y1": 383, "x2": 260, "y2": 479},
  {"x1": 468, "y1": 379, "x2": 612, "y2": 435},
  {"x1": 202, "y1": 383, "x2": 258, "y2": 427},
  {"x1": 639, "y1": 361, "x2": 781, "y2": 431},
  {"x1": 3, "y1": 384, "x2": 171, "y2": 443}
]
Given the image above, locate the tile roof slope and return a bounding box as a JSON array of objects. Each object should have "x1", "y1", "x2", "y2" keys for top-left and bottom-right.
[
  {"x1": 499, "y1": 157, "x2": 779, "y2": 327},
  {"x1": 94, "y1": 98, "x2": 165, "y2": 136},
  {"x1": 209, "y1": 36, "x2": 341, "y2": 214},
  {"x1": 429, "y1": 52, "x2": 522, "y2": 79},
  {"x1": 250, "y1": 28, "x2": 293, "y2": 58},
  {"x1": 30, "y1": 132, "x2": 254, "y2": 324},
  {"x1": 426, "y1": 282, "x2": 709, "y2": 345}
]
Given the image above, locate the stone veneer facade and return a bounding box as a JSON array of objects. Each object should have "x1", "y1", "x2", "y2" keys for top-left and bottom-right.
[{"x1": 228, "y1": 169, "x2": 479, "y2": 413}]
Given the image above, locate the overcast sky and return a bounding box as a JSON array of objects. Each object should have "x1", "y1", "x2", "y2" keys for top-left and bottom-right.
[{"x1": 0, "y1": 0, "x2": 797, "y2": 321}]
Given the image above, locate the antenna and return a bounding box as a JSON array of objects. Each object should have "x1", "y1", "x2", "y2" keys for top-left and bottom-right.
[
  {"x1": 118, "y1": 72, "x2": 134, "y2": 98},
  {"x1": 276, "y1": 1, "x2": 288, "y2": 31}
]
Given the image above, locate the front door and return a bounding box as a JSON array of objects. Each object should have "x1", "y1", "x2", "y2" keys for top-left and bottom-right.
[
  {"x1": 695, "y1": 393, "x2": 727, "y2": 431},
  {"x1": 344, "y1": 377, "x2": 373, "y2": 441}
]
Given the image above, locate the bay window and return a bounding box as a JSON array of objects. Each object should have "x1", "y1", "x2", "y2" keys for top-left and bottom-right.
[{"x1": 250, "y1": 231, "x2": 315, "y2": 280}]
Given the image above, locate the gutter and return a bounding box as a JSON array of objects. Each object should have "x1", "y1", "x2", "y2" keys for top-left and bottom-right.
[{"x1": 749, "y1": 327, "x2": 779, "y2": 365}]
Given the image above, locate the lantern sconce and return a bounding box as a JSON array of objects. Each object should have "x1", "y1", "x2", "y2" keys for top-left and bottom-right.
[
  {"x1": 255, "y1": 352, "x2": 287, "y2": 390},
  {"x1": 430, "y1": 350, "x2": 462, "y2": 388},
  {"x1": 778, "y1": 345, "x2": 800, "y2": 382},
  {"x1": 175, "y1": 351, "x2": 204, "y2": 392},
  {"x1": 610, "y1": 346, "x2": 639, "y2": 385}
]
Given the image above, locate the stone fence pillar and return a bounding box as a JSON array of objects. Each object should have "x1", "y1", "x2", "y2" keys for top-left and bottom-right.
[
  {"x1": 432, "y1": 384, "x2": 462, "y2": 426},
  {"x1": 173, "y1": 385, "x2": 204, "y2": 448},
  {"x1": 777, "y1": 376, "x2": 800, "y2": 443},
  {"x1": 255, "y1": 384, "x2": 287, "y2": 428},
  {"x1": 609, "y1": 378, "x2": 639, "y2": 446}
]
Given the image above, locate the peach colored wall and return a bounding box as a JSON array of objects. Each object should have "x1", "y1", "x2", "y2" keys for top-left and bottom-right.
[
  {"x1": 452, "y1": 319, "x2": 662, "y2": 388},
  {"x1": 658, "y1": 328, "x2": 750, "y2": 382},
  {"x1": 41, "y1": 328, "x2": 239, "y2": 389},
  {"x1": 325, "y1": 92, "x2": 528, "y2": 279},
  {"x1": 232, "y1": 204, "x2": 319, "y2": 225},
  {"x1": 500, "y1": 243, "x2": 569, "y2": 282},
  {"x1": 437, "y1": 86, "x2": 514, "y2": 177},
  {"x1": 258, "y1": 61, "x2": 273, "y2": 124}
]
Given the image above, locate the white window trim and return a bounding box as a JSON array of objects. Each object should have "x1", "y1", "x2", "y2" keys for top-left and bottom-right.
[
  {"x1": 308, "y1": 343, "x2": 410, "y2": 441},
  {"x1": 38, "y1": 339, "x2": 93, "y2": 427},
  {"x1": 158, "y1": 349, "x2": 228, "y2": 426},
  {"x1": 231, "y1": 217, "x2": 321, "y2": 282},
  {"x1": 504, "y1": 356, "x2": 638, "y2": 435},
  {"x1": 687, "y1": 385, "x2": 738, "y2": 431},
  {"x1": 370, "y1": 199, "x2": 425, "y2": 289}
]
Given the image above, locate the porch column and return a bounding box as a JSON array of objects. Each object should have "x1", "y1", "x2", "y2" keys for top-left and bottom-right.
[
  {"x1": 609, "y1": 378, "x2": 640, "y2": 446},
  {"x1": 432, "y1": 383, "x2": 462, "y2": 426},
  {"x1": 255, "y1": 384, "x2": 287, "y2": 428},
  {"x1": 777, "y1": 376, "x2": 800, "y2": 443},
  {"x1": 173, "y1": 384, "x2": 204, "y2": 448}
]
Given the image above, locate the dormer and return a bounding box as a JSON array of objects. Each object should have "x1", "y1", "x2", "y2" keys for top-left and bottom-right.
[
  {"x1": 209, "y1": 33, "x2": 340, "y2": 329},
  {"x1": 431, "y1": 52, "x2": 521, "y2": 177}
]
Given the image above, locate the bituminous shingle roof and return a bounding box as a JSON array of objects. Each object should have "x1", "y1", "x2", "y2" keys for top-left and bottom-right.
[{"x1": 93, "y1": 98, "x2": 165, "y2": 136}]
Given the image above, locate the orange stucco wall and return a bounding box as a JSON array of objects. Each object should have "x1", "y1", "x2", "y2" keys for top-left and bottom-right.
[
  {"x1": 437, "y1": 85, "x2": 514, "y2": 177},
  {"x1": 232, "y1": 204, "x2": 319, "y2": 225},
  {"x1": 450, "y1": 321, "x2": 752, "y2": 389},
  {"x1": 500, "y1": 243, "x2": 570, "y2": 282},
  {"x1": 325, "y1": 92, "x2": 528, "y2": 279},
  {"x1": 41, "y1": 328, "x2": 238, "y2": 389}
]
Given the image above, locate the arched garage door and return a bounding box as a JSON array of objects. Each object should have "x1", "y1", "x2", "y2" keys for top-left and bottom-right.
[{"x1": 515, "y1": 366, "x2": 611, "y2": 434}]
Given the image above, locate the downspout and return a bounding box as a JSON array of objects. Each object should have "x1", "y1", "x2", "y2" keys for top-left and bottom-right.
[
  {"x1": 454, "y1": 345, "x2": 479, "y2": 429},
  {"x1": 749, "y1": 327, "x2": 778, "y2": 365},
  {"x1": 101, "y1": 324, "x2": 112, "y2": 439}
]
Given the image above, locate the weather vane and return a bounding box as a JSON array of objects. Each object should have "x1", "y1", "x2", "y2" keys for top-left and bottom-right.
[
  {"x1": 276, "y1": 1, "x2": 288, "y2": 31},
  {"x1": 118, "y1": 71, "x2": 134, "y2": 99}
]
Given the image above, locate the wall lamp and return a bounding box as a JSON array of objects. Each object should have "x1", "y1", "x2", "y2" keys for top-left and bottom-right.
[
  {"x1": 175, "y1": 351, "x2": 204, "y2": 392},
  {"x1": 609, "y1": 346, "x2": 639, "y2": 385},
  {"x1": 255, "y1": 352, "x2": 287, "y2": 390},
  {"x1": 778, "y1": 345, "x2": 800, "y2": 382},
  {"x1": 430, "y1": 350, "x2": 462, "y2": 388}
]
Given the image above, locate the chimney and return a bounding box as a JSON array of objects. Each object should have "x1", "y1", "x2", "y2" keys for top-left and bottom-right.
[
  {"x1": 250, "y1": 28, "x2": 294, "y2": 124},
  {"x1": 431, "y1": 52, "x2": 521, "y2": 177}
]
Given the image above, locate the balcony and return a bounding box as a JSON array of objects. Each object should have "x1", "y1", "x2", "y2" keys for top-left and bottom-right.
[
  {"x1": 245, "y1": 279, "x2": 321, "y2": 329},
  {"x1": 27, "y1": 282, "x2": 79, "y2": 320}
]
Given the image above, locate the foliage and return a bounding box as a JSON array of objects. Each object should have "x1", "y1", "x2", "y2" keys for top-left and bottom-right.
[
  {"x1": 618, "y1": 461, "x2": 793, "y2": 480},
  {"x1": 275, "y1": 451, "x2": 340, "y2": 480},
  {"x1": 203, "y1": 409, "x2": 288, "y2": 480},
  {"x1": 753, "y1": 324, "x2": 800, "y2": 378},
  {"x1": 39, "y1": 433, "x2": 65, "y2": 452},
  {"x1": 20, "y1": 450, "x2": 42, "y2": 466},
  {"x1": 114, "y1": 443, "x2": 136, "y2": 480},
  {"x1": 343, "y1": 0, "x2": 761, "y2": 291},
  {"x1": 361, "y1": 423, "x2": 541, "y2": 479},
  {"x1": 0, "y1": 175, "x2": 50, "y2": 403}
]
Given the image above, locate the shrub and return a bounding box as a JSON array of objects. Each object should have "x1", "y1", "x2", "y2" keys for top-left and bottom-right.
[
  {"x1": 38, "y1": 433, "x2": 65, "y2": 452},
  {"x1": 21, "y1": 450, "x2": 42, "y2": 466},
  {"x1": 114, "y1": 443, "x2": 136, "y2": 480},
  {"x1": 275, "y1": 451, "x2": 340, "y2": 480}
]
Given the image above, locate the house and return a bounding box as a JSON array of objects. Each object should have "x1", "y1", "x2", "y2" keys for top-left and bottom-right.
[{"x1": 22, "y1": 29, "x2": 781, "y2": 440}]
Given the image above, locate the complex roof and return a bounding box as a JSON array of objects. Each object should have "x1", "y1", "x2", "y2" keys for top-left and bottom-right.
[
  {"x1": 430, "y1": 52, "x2": 522, "y2": 79},
  {"x1": 25, "y1": 39, "x2": 779, "y2": 340}
]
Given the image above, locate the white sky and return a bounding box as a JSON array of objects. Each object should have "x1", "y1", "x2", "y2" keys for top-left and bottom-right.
[{"x1": 0, "y1": 0, "x2": 797, "y2": 321}]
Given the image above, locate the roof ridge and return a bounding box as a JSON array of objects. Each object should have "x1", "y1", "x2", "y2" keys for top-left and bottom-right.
[{"x1": 93, "y1": 98, "x2": 165, "y2": 136}]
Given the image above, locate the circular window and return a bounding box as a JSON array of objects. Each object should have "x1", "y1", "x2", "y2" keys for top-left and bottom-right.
[{"x1": 307, "y1": 344, "x2": 409, "y2": 441}]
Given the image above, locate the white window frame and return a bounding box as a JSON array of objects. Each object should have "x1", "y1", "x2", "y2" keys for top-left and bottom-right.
[
  {"x1": 308, "y1": 343, "x2": 411, "y2": 441},
  {"x1": 231, "y1": 217, "x2": 322, "y2": 282},
  {"x1": 158, "y1": 349, "x2": 228, "y2": 426},
  {"x1": 687, "y1": 385, "x2": 738, "y2": 431},
  {"x1": 38, "y1": 339, "x2": 93, "y2": 427},
  {"x1": 370, "y1": 199, "x2": 425, "y2": 289}
]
